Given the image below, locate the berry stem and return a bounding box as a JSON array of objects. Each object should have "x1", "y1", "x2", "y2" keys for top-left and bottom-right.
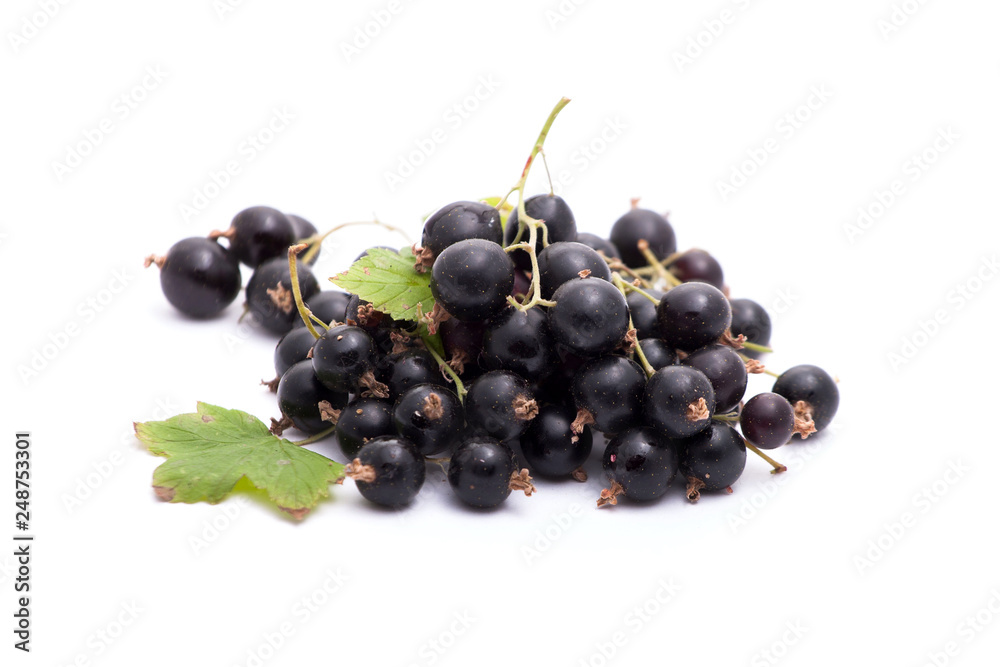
[
  {"x1": 741, "y1": 341, "x2": 773, "y2": 354},
  {"x1": 291, "y1": 425, "x2": 337, "y2": 446},
  {"x1": 287, "y1": 244, "x2": 321, "y2": 339},
  {"x1": 299, "y1": 219, "x2": 412, "y2": 265},
  {"x1": 712, "y1": 412, "x2": 740, "y2": 424},
  {"x1": 611, "y1": 272, "x2": 655, "y2": 377},
  {"x1": 637, "y1": 239, "x2": 681, "y2": 287},
  {"x1": 737, "y1": 352, "x2": 779, "y2": 377},
  {"x1": 539, "y1": 148, "x2": 555, "y2": 197},
  {"x1": 606, "y1": 260, "x2": 653, "y2": 288},
  {"x1": 421, "y1": 334, "x2": 467, "y2": 401},
  {"x1": 620, "y1": 280, "x2": 661, "y2": 305},
  {"x1": 745, "y1": 442, "x2": 787, "y2": 474}
]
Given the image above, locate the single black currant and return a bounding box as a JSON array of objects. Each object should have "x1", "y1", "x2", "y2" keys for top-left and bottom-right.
[
  {"x1": 681, "y1": 344, "x2": 748, "y2": 413},
  {"x1": 669, "y1": 249, "x2": 724, "y2": 289},
  {"x1": 274, "y1": 326, "x2": 318, "y2": 377},
  {"x1": 626, "y1": 289, "x2": 664, "y2": 340},
  {"x1": 729, "y1": 298, "x2": 772, "y2": 358},
  {"x1": 537, "y1": 241, "x2": 612, "y2": 300},
  {"x1": 644, "y1": 365, "x2": 716, "y2": 438},
  {"x1": 678, "y1": 423, "x2": 747, "y2": 500},
  {"x1": 335, "y1": 397, "x2": 395, "y2": 459},
  {"x1": 295, "y1": 291, "x2": 352, "y2": 328},
  {"x1": 311, "y1": 324, "x2": 377, "y2": 393},
  {"x1": 245, "y1": 257, "x2": 320, "y2": 334},
  {"x1": 421, "y1": 201, "x2": 503, "y2": 257},
  {"x1": 637, "y1": 338, "x2": 676, "y2": 371},
  {"x1": 548, "y1": 277, "x2": 630, "y2": 356},
  {"x1": 276, "y1": 360, "x2": 349, "y2": 434},
  {"x1": 655, "y1": 282, "x2": 732, "y2": 351},
  {"x1": 504, "y1": 194, "x2": 578, "y2": 271},
  {"x1": 151, "y1": 237, "x2": 241, "y2": 318},
  {"x1": 740, "y1": 392, "x2": 794, "y2": 449},
  {"x1": 571, "y1": 356, "x2": 646, "y2": 435},
  {"x1": 609, "y1": 207, "x2": 676, "y2": 268},
  {"x1": 448, "y1": 437, "x2": 522, "y2": 509},
  {"x1": 601, "y1": 427, "x2": 679, "y2": 504},
  {"x1": 465, "y1": 370, "x2": 537, "y2": 441},
  {"x1": 481, "y1": 307, "x2": 555, "y2": 381},
  {"x1": 349, "y1": 436, "x2": 425, "y2": 508},
  {"x1": 575, "y1": 232, "x2": 620, "y2": 260},
  {"x1": 378, "y1": 349, "x2": 446, "y2": 400},
  {"x1": 521, "y1": 403, "x2": 593, "y2": 478},
  {"x1": 772, "y1": 364, "x2": 839, "y2": 434},
  {"x1": 226, "y1": 206, "x2": 296, "y2": 268},
  {"x1": 430, "y1": 239, "x2": 515, "y2": 321},
  {"x1": 393, "y1": 384, "x2": 465, "y2": 456}
]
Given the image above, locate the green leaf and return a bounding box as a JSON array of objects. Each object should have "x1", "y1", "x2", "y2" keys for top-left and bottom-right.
[
  {"x1": 330, "y1": 246, "x2": 434, "y2": 322},
  {"x1": 135, "y1": 402, "x2": 344, "y2": 520}
]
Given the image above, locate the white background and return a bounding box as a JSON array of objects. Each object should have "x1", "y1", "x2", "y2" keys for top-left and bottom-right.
[{"x1": 3, "y1": 1, "x2": 1000, "y2": 665}]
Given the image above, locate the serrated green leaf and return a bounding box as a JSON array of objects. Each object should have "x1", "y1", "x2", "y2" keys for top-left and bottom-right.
[
  {"x1": 135, "y1": 402, "x2": 344, "y2": 520},
  {"x1": 330, "y1": 246, "x2": 434, "y2": 322}
]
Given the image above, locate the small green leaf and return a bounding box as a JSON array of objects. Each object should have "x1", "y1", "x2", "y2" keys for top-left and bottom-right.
[
  {"x1": 330, "y1": 246, "x2": 434, "y2": 322},
  {"x1": 135, "y1": 402, "x2": 344, "y2": 520}
]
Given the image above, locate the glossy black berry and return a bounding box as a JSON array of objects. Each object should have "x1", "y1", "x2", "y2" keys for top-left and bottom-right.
[
  {"x1": 335, "y1": 398, "x2": 395, "y2": 459},
  {"x1": 393, "y1": 384, "x2": 465, "y2": 456},
  {"x1": 421, "y1": 201, "x2": 503, "y2": 257},
  {"x1": 481, "y1": 307, "x2": 555, "y2": 381},
  {"x1": 378, "y1": 350, "x2": 446, "y2": 400},
  {"x1": 505, "y1": 194, "x2": 578, "y2": 271},
  {"x1": 296, "y1": 291, "x2": 351, "y2": 328},
  {"x1": 609, "y1": 208, "x2": 676, "y2": 268},
  {"x1": 448, "y1": 437, "x2": 518, "y2": 509},
  {"x1": 228, "y1": 206, "x2": 296, "y2": 268},
  {"x1": 156, "y1": 238, "x2": 241, "y2": 318},
  {"x1": 772, "y1": 365, "x2": 839, "y2": 433},
  {"x1": 465, "y1": 370, "x2": 537, "y2": 441},
  {"x1": 681, "y1": 344, "x2": 747, "y2": 413},
  {"x1": 644, "y1": 366, "x2": 715, "y2": 438},
  {"x1": 548, "y1": 277, "x2": 630, "y2": 356},
  {"x1": 521, "y1": 404, "x2": 593, "y2": 477},
  {"x1": 729, "y1": 298, "x2": 772, "y2": 358},
  {"x1": 430, "y1": 239, "x2": 514, "y2": 322},
  {"x1": 274, "y1": 327, "x2": 318, "y2": 377},
  {"x1": 603, "y1": 427, "x2": 679, "y2": 502},
  {"x1": 669, "y1": 249, "x2": 724, "y2": 289},
  {"x1": 656, "y1": 282, "x2": 732, "y2": 351},
  {"x1": 353, "y1": 436, "x2": 425, "y2": 508},
  {"x1": 740, "y1": 392, "x2": 794, "y2": 449},
  {"x1": 575, "y1": 232, "x2": 620, "y2": 260},
  {"x1": 571, "y1": 356, "x2": 646, "y2": 435},
  {"x1": 626, "y1": 289, "x2": 664, "y2": 339},
  {"x1": 311, "y1": 324, "x2": 377, "y2": 393},
  {"x1": 537, "y1": 241, "x2": 612, "y2": 300},
  {"x1": 245, "y1": 257, "x2": 320, "y2": 334},
  {"x1": 678, "y1": 423, "x2": 747, "y2": 494},
  {"x1": 276, "y1": 360, "x2": 349, "y2": 434},
  {"x1": 637, "y1": 338, "x2": 676, "y2": 371}
]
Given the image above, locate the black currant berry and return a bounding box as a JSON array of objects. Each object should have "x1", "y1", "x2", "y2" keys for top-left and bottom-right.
[
  {"x1": 335, "y1": 398, "x2": 395, "y2": 459},
  {"x1": 448, "y1": 437, "x2": 521, "y2": 509},
  {"x1": 681, "y1": 344, "x2": 748, "y2": 413},
  {"x1": 601, "y1": 427, "x2": 679, "y2": 504},
  {"x1": 311, "y1": 324, "x2": 377, "y2": 393},
  {"x1": 505, "y1": 194, "x2": 578, "y2": 271},
  {"x1": 465, "y1": 370, "x2": 537, "y2": 441},
  {"x1": 274, "y1": 327, "x2": 318, "y2": 377},
  {"x1": 226, "y1": 206, "x2": 296, "y2": 268},
  {"x1": 678, "y1": 423, "x2": 747, "y2": 499},
  {"x1": 393, "y1": 384, "x2": 465, "y2": 456},
  {"x1": 421, "y1": 201, "x2": 503, "y2": 257},
  {"x1": 609, "y1": 207, "x2": 676, "y2": 268},
  {"x1": 378, "y1": 349, "x2": 446, "y2": 400},
  {"x1": 626, "y1": 289, "x2": 664, "y2": 339},
  {"x1": 571, "y1": 356, "x2": 646, "y2": 435},
  {"x1": 295, "y1": 291, "x2": 352, "y2": 328},
  {"x1": 350, "y1": 436, "x2": 425, "y2": 508},
  {"x1": 481, "y1": 307, "x2": 555, "y2": 381},
  {"x1": 669, "y1": 249, "x2": 724, "y2": 289},
  {"x1": 537, "y1": 241, "x2": 612, "y2": 300},
  {"x1": 521, "y1": 404, "x2": 593, "y2": 478},
  {"x1": 644, "y1": 366, "x2": 715, "y2": 438},
  {"x1": 245, "y1": 257, "x2": 320, "y2": 334},
  {"x1": 151, "y1": 238, "x2": 242, "y2": 318},
  {"x1": 548, "y1": 277, "x2": 630, "y2": 356},
  {"x1": 729, "y1": 298, "x2": 772, "y2": 358},
  {"x1": 656, "y1": 282, "x2": 732, "y2": 351},
  {"x1": 430, "y1": 239, "x2": 515, "y2": 322},
  {"x1": 276, "y1": 360, "x2": 349, "y2": 434},
  {"x1": 575, "y1": 232, "x2": 620, "y2": 260},
  {"x1": 772, "y1": 365, "x2": 839, "y2": 434},
  {"x1": 637, "y1": 338, "x2": 676, "y2": 371},
  {"x1": 740, "y1": 392, "x2": 794, "y2": 449}
]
